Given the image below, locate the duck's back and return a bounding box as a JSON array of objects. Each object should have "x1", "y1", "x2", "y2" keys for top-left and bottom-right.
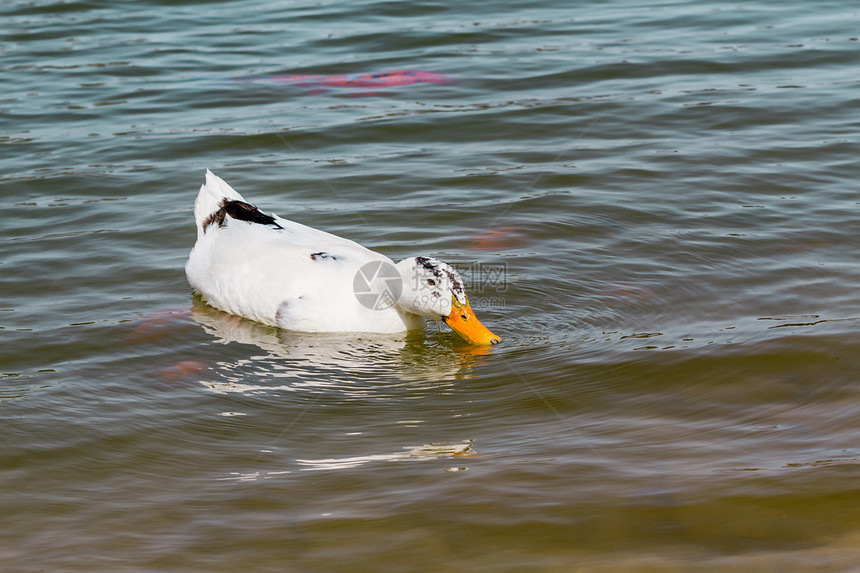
[{"x1": 185, "y1": 171, "x2": 423, "y2": 334}]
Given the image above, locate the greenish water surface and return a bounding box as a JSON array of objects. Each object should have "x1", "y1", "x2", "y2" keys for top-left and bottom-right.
[{"x1": 2, "y1": 0, "x2": 859, "y2": 571}]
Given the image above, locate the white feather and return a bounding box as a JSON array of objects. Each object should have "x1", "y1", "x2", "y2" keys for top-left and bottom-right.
[{"x1": 185, "y1": 171, "x2": 425, "y2": 333}]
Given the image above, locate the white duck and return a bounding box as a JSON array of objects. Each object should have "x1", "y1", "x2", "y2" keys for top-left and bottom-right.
[{"x1": 185, "y1": 170, "x2": 501, "y2": 345}]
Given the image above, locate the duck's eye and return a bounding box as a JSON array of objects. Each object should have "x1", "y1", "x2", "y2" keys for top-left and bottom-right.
[{"x1": 426, "y1": 278, "x2": 436, "y2": 286}]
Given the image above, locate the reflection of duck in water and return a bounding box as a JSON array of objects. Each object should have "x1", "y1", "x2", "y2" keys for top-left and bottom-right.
[
  {"x1": 188, "y1": 298, "x2": 493, "y2": 386},
  {"x1": 186, "y1": 171, "x2": 500, "y2": 345}
]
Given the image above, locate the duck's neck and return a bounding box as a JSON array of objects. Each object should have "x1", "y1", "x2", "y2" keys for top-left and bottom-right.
[{"x1": 394, "y1": 307, "x2": 427, "y2": 331}]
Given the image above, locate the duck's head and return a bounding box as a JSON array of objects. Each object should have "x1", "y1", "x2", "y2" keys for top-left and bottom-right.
[{"x1": 395, "y1": 256, "x2": 501, "y2": 346}]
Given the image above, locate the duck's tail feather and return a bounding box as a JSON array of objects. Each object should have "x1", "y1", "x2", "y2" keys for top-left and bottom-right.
[{"x1": 194, "y1": 170, "x2": 246, "y2": 236}]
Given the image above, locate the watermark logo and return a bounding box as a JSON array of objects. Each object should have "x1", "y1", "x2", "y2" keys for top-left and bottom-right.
[
  {"x1": 353, "y1": 260, "x2": 509, "y2": 311},
  {"x1": 353, "y1": 261, "x2": 402, "y2": 310},
  {"x1": 470, "y1": 297, "x2": 507, "y2": 310},
  {"x1": 458, "y1": 262, "x2": 508, "y2": 293}
]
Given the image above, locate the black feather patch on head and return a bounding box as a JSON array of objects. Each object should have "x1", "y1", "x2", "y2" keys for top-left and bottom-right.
[
  {"x1": 203, "y1": 199, "x2": 283, "y2": 232},
  {"x1": 414, "y1": 256, "x2": 467, "y2": 305},
  {"x1": 415, "y1": 256, "x2": 436, "y2": 271}
]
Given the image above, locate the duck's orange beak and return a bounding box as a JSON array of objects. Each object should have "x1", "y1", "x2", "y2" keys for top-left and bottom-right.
[{"x1": 443, "y1": 297, "x2": 501, "y2": 345}]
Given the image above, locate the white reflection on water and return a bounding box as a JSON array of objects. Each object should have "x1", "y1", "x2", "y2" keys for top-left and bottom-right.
[
  {"x1": 217, "y1": 470, "x2": 293, "y2": 482},
  {"x1": 296, "y1": 439, "x2": 475, "y2": 471},
  {"x1": 188, "y1": 299, "x2": 496, "y2": 396}
]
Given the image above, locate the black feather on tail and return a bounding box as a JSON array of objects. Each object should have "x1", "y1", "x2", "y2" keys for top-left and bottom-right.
[{"x1": 203, "y1": 200, "x2": 283, "y2": 232}]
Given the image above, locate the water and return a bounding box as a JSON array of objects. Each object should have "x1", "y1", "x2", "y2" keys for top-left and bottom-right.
[{"x1": 3, "y1": 0, "x2": 860, "y2": 570}]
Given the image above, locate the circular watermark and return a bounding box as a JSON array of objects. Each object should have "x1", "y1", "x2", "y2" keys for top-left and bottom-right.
[{"x1": 353, "y1": 261, "x2": 403, "y2": 310}]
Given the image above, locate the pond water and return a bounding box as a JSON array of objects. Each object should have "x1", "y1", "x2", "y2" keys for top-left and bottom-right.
[{"x1": 2, "y1": 0, "x2": 859, "y2": 570}]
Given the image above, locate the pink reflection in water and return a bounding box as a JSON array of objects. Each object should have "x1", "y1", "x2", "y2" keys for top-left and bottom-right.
[{"x1": 234, "y1": 69, "x2": 452, "y2": 90}]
